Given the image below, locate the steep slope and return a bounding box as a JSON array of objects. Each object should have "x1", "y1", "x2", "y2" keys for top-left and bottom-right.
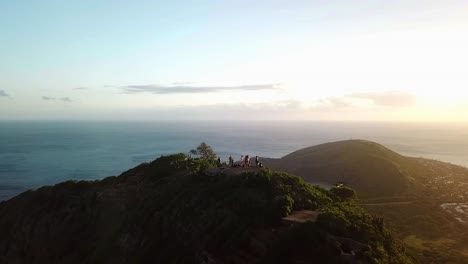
[
  {"x1": 0, "y1": 154, "x2": 411, "y2": 264},
  {"x1": 260, "y1": 140, "x2": 468, "y2": 263},
  {"x1": 263, "y1": 140, "x2": 433, "y2": 198}
]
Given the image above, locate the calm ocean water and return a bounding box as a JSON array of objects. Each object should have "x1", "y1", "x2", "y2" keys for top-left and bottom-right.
[{"x1": 1, "y1": 121, "x2": 467, "y2": 201}]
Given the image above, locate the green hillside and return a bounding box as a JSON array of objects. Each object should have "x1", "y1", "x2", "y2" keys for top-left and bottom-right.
[
  {"x1": 265, "y1": 140, "x2": 432, "y2": 198},
  {"x1": 0, "y1": 153, "x2": 410, "y2": 264},
  {"x1": 263, "y1": 140, "x2": 468, "y2": 263},
  {"x1": 2, "y1": 140, "x2": 467, "y2": 263}
]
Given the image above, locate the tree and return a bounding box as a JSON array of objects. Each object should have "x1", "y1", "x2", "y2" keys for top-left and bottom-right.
[
  {"x1": 191, "y1": 142, "x2": 217, "y2": 162},
  {"x1": 330, "y1": 186, "x2": 356, "y2": 202}
]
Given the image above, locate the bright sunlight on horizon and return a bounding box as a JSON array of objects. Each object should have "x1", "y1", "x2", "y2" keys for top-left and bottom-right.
[{"x1": 1, "y1": 1, "x2": 467, "y2": 121}]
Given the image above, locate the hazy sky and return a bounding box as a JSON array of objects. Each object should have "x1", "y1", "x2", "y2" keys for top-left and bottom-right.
[{"x1": 1, "y1": 0, "x2": 467, "y2": 121}]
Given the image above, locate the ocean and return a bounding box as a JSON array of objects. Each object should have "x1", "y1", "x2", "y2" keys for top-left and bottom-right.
[{"x1": 1, "y1": 120, "x2": 467, "y2": 201}]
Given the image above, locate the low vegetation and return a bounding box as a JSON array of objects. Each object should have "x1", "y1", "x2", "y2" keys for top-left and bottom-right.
[
  {"x1": 262, "y1": 140, "x2": 468, "y2": 263},
  {"x1": 0, "y1": 143, "x2": 412, "y2": 263}
]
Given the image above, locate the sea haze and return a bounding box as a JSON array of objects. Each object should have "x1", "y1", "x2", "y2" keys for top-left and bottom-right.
[{"x1": 0, "y1": 120, "x2": 467, "y2": 201}]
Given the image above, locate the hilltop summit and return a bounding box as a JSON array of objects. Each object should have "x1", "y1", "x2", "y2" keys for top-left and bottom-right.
[
  {"x1": 0, "y1": 151, "x2": 410, "y2": 263},
  {"x1": 263, "y1": 140, "x2": 421, "y2": 198}
]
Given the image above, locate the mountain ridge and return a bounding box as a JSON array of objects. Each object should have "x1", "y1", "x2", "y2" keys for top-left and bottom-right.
[
  {"x1": 261, "y1": 139, "x2": 468, "y2": 199},
  {"x1": 2, "y1": 139, "x2": 468, "y2": 263},
  {"x1": 0, "y1": 149, "x2": 411, "y2": 263}
]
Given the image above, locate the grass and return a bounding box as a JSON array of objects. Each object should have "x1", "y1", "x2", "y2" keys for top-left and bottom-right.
[
  {"x1": 268, "y1": 139, "x2": 468, "y2": 263},
  {"x1": 403, "y1": 235, "x2": 456, "y2": 251}
]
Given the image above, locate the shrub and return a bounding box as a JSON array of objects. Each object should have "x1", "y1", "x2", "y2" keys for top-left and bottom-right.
[{"x1": 330, "y1": 186, "x2": 357, "y2": 202}]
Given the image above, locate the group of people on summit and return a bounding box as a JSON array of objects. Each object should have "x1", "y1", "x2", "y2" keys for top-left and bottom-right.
[{"x1": 227, "y1": 155, "x2": 262, "y2": 168}]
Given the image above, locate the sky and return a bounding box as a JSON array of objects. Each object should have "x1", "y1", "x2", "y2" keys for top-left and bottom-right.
[{"x1": 1, "y1": 0, "x2": 467, "y2": 121}]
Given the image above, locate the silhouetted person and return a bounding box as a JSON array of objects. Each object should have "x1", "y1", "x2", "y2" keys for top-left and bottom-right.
[
  {"x1": 255, "y1": 156, "x2": 259, "y2": 167},
  {"x1": 245, "y1": 155, "x2": 250, "y2": 168}
]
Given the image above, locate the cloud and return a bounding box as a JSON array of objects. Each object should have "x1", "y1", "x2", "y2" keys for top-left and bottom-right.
[
  {"x1": 161, "y1": 100, "x2": 304, "y2": 120},
  {"x1": 346, "y1": 91, "x2": 415, "y2": 107},
  {"x1": 42, "y1": 96, "x2": 72, "y2": 102},
  {"x1": 171, "y1": 82, "x2": 193, "y2": 86},
  {"x1": 0, "y1": 90, "x2": 10, "y2": 97},
  {"x1": 318, "y1": 97, "x2": 352, "y2": 108},
  {"x1": 120, "y1": 84, "x2": 280, "y2": 94},
  {"x1": 73, "y1": 87, "x2": 88, "y2": 90},
  {"x1": 41, "y1": 96, "x2": 55, "y2": 101}
]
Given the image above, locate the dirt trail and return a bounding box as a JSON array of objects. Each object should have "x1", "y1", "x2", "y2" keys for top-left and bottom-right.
[
  {"x1": 359, "y1": 201, "x2": 415, "y2": 206},
  {"x1": 204, "y1": 167, "x2": 262, "y2": 176}
]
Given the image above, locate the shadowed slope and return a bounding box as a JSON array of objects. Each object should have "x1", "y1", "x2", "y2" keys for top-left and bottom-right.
[
  {"x1": 263, "y1": 140, "x2": 423, "y2": 198},
  {"x1": 0, "y1": 154, "x2": 411, "y2": 263},
  {"x1": 261, "y1": 140, "x2": 468, "y2": 262}
]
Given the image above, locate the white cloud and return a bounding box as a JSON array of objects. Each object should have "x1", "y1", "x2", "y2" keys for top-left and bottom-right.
[{"x1": 347, "y1": 91, "x2": 416, "y2": 107}]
